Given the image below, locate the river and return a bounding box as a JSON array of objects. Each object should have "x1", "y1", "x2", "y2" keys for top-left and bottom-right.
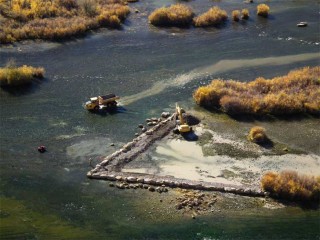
[{"x1": 0, "y1": 0, "x2": 319, "y2": 239}]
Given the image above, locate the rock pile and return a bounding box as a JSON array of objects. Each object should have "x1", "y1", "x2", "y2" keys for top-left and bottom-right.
[{"x1": 175, "y1": 190, "x2": 217, "y2": 212}]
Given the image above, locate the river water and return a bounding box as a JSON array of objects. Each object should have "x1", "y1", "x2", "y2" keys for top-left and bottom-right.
[{"x1": 0, "y1": 0, "x2": 319, "y2": 239}]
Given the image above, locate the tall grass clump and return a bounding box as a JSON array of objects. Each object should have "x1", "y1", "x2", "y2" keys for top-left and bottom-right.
[
  {"x1": 148, "y1": 4, "x2": 194, "y2": 27},
  {"x1": 0, "y1": 65, "x2": 45, "y2": 86},
  {"x1": 0, "y1": 0, "x2": 130, "y2": 43},
  {"x1": 232, "y1": 10, "x2": 240, "y2": 22},
  {"x1": 261, "y1": 171, "x2": 320, "y2": 203},
  {"x1": 193, "y1": 6, "x2": 228, "y2": 27},
  {"x1": 193, "y1": 67, "x2": 320, "y2": 116},
  {"x1": 248, "y1": 126, "x2": 267, "y2": 144},
  {"x1": 241, "y1": 9, "x2": 249, "y2": 20},
  {"x1": 257, "y1": 4, "x2": 270, "y2": 17}
]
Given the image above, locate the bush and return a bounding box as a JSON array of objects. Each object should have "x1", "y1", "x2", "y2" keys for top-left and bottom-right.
[
  {"x1": 193, "y1": 6, "x2": 228, "y2": 27},
  {"x1": 248, "y1": 126, "x2": 267, "y2": 143},
  {"x1": 261, "y1": 171, "x2": 320, "y2": 203},
  {"x1": 193, "y1": 67, "x2": 320, "y2": 116},
  {"x1": 148, "y1": 4, "x2": 194, "y2": 27},
  {"x1": 0, "y1": 0, "x2": 130, "y2": 43},
  {"x1": 0, "y1": 64, "x2": 45, "y2": 86},
  {"x1": 232, "y1": 10, "x2": 240, "y2": 22},
  {"x1": 257, "y1": 4, "x2": 270, "y2": 17},
  {"x1": 241, "y1": 9, "x2": 249, "y2": 20}
]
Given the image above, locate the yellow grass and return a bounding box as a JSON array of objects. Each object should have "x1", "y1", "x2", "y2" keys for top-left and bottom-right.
[
  {"x1": 257, "y1": 4, "x2": 270, "y2": 17},
  {"x1": 0, "y1": 0, "x2": 130, "y2": 43},
  {"x1": 241, "y1": 9, "x2": 249, "y2": 20},
  {"x1": 261, "y1": 171, "x2": 320, "y2": 202},
  {"x1": 0, "y1": 65, "x2": 45, "y2": 86},
  {"x1": 148, "y1": 4, "x2": 194, "y2": 27},
  {"x1": 193, "y1": 67, "x2": 320, "y2": 116},
  {"x1": 193, "y1": 6, "x2": 228, "y2": 27},
  {"x1": 232, "y1": 10, "x2": 240, "y2": 22},
  {"x1": 248, "y1": 126, "x2": 267, "y2": 143}
]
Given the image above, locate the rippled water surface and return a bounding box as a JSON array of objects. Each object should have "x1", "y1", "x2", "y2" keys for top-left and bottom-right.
[{"x1": 0, "y1": 0, "x2": 319, "y2": 239}]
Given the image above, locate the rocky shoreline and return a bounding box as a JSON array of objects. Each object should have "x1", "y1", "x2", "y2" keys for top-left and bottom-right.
[{"x1": 87, "y1": 112, "x2": 266, "y2": 198}]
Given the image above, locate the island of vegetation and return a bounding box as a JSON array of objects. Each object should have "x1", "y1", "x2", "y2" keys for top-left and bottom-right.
[
  {"x1": 193, "y1": 66, "x2": 320, "y2": 116},
  {"x1": 0, "y1": 0, "x2": 130, "y2": 43},
  {"x1": 0, "y1": 63, "x2": 44, "y2": 86},
  {"x1": 261, "y1": 171, "x2": 320, "y2": 203},
  {"x1": 257, "y1": 3, "x2": 270, "y2": 17},
  {"x1": 193, "y1": 6, "x2": 228, "y2": 27}
]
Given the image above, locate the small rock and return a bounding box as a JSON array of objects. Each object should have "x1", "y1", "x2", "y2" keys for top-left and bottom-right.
[
  {"x1": 148, "y1": 186, "x2": 155, "y2": 192},
  {"x1": 115, "y1": 176, "x2": 122, "y2": 181},
  {"x1": 141, "y1": 127, "x2": 147, "y2": 132},
  {"x1": 135, "y1": 9, "x2": 140, "y2": 13},
  {"x1": 109, "y1": 183, "x2": 115, "y2": 187},
  {"x1": 138, "y1": 124, "x2": 144, "y2": 128},
  {"x1": 127, "y1": 176, "x2": 137, "y2": 182},
  {"x1": 135, "y1": 133, "x2": 139, "y2": 136},
  {"x1": 143, "y1": 184, "x2": 149, "y2": 189},
  {"x1": 147, "y1": 122, "x2": 154, "y2": 126},
  {"x1": 146, "y1": 118, "x2": 151, "y2": 122},
  {"x1": 161, "y1": 112, "x2": 170, "y2": 118},
  {"x1": 110, "y1": 143, "x2": 115, "y2": 146},
  {"x1": 160, "y1": 199, "x2": 163, "y2": 202},
  {"x1": 283, "y1": 147, "x2": 289, "y2": 152}
]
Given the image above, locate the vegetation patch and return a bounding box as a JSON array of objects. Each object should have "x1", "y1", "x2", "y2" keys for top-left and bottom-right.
[
  {"x1": 241, "y1": 9, "x2": 249, "y2": 20},
  {"x1": 0, "y1": 63, "x2": 45, "y2": 86},
  {"x1": 0, "y1": 0, "x2": 130, "y2": 43},
  {"x1": 231, "y1": 10, "x2": 240, "y2": 22},
  {"x1": 261, "y1": 171, "x2": 320, "y2": 203},
  {"x1": 248, "y1": 126, "x2": 268, "y2": 144},
  {"x1": 193, "y1": 6, "x2": 228, "y2": 27},
  {"x1": 257, "y1": 4, "x2": 270, "y2": 17},
  {"x1": 193, "y1": 67, "x2": 320, "y2": 116},
  {"x1": 148, "y1": 4, "x2": 194, "y2": 27}
]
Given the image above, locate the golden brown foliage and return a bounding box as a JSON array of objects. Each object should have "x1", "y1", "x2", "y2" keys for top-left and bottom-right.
[
  {"x1": 148, "y1": 4, "x2": 194, "y2": 27},
  {"x1": 193, "y1": 67, "x2": 320, "y2": 116},
  {"x1": 232, "y1": 10, "x2": 240, "y2": 22},
  {"x1": 0, "y1": 65, "x2": 45, "y2": 86},
  {"x1": 257, "y1": 4, "x2": 270, "y2": 17},
  {"x1": 0, "y1": 0, "x2": 130, "y2": 43},
  {"x1": 193, "y1": 6, "x2": 228, "y2": 27},
  {"x1": 261, "y1": 171, "x2": 320, "y2": 202},
  {"x1": 241, "y1": 9, "x2": 249, "y2": 20},
  {"x1": 248, "y1": 126, "x2": 267, "y2": 143}
]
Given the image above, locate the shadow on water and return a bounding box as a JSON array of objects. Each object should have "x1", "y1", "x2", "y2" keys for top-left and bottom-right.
[
  {"x1": 88, "y1": 106, "x2": 127, "y2": 117},
  {"x1": 0, "y1": 78, "x2": 47, "y2": 96}
]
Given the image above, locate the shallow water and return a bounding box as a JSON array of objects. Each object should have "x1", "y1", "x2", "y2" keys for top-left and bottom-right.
[{"x1": 1, "y1": 0, "x2": 320, "y2": 239}]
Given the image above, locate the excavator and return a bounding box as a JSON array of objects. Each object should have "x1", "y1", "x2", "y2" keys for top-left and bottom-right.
[{"x1": 175, "y1": 103, "x2": 192, "y2": 133}]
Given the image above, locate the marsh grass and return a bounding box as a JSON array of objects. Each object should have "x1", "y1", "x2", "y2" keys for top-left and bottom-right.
[
  {"x1": 232, "y1": 10, "x2": 240, "y2": 22},
  {"x1": 261, "y1": 171, "x2": 320, "y2": 203},
  {"x1": 248, "y1": 126, "x2": 267, "y2": 144},
  {"x1": 193, "y1": 6, "x2": 228, "y2": 27},
  {"x1": 0, "y1": 0, "x2": 130, "y2": 43},
  {"x1": 148, "y1": 4, "x2": 194, "y2": 27},
  {"x1": 193, "y1": 67, "x2": 320, "y2": 116},
  {"x1": 0, "y1": 64, "x2": 45, "y2": 86},
  {"x1": 257, "y1": 4, "x2": 270, "y2": 17},
  {"x1": 241, "y1": 9, "x2": 249, "y2": 20}
]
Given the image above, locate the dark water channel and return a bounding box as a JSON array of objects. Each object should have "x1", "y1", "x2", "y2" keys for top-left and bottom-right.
[{"x1": 0, "y1": 0, "x2": 319, "y2": 239}]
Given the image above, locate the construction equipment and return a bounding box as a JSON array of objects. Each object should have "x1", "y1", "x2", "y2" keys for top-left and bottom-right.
[
  {"x1": 175, "y1": 103, "x2": 192, "y2": 133},
  {"x1": 85, "y1": 93, "x2": 120, "y2": 111}
]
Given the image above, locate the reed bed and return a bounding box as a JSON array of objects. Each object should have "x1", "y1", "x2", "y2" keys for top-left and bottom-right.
[
  {"x1": 0, "y1": 65, "x2": 45, "y2": 86},
  {"x1": 193, "y1": 6, "x2": 228, "y2": 27},
  {"x1": 148, "y1": 4, "x2": 194, "y2": 27},
  {"x1": 0, "y1": 0, "x2": 130, "y2": 43},
  {"x1": 261, "y1": 171, "x2": 320, "y2": 203},
  {"x1": 193, "y1": 67, "x2": 320, "y2": 116}
]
